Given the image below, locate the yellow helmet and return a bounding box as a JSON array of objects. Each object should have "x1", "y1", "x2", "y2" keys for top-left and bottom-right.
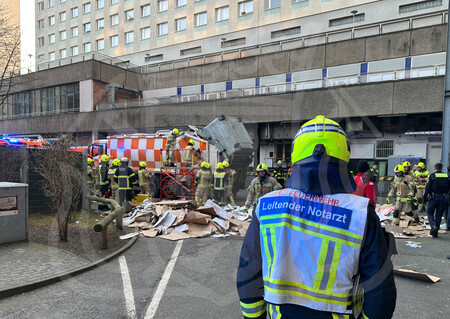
[
  {"x1": 394, "y1": 164, "x2": 405, "y2": 173},
  {"x1": 402, "y1": 161, "x2": 411, "y2": 168},
  {"x1": 100, "y1": 154, "x2": 109, "y2": 162},
  {"x1": 139, "y1": 161, "x2": 147, "y2": 168},
  {"x1": 87, "y1": 158, "x2": 93, "y2": 164},
  {"x1": 201, "y1": 161, "x2": 209, "y2": 168},
  {"x1": 291, "y1": 115, "x2": 350, "y2": 165},
  {"x1": 418, "y1": 162, "x2": 425, "y2": 170},
  {"x1": 112, "y1": 159, "x2": 120, "y2": 166},
  {"x1": 222, "y1": 160, "x2": 229, "y2": 168},
  {"x1": 188, "y1": 139, "x2": 194, "y2": 146},
  {"x1": 256, "y1": 163, "x2": 269, "y2": 174},
  {"x1": 172, "y1": 128, "x2": 179, "y2": 134},
  {"x1": 216, "y1": 162, "x2": 224, "y2": 170}
]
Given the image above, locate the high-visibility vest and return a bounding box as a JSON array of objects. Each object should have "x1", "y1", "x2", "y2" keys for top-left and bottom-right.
[
  {"x1": 413, "y1": 170, "x2": 428, "y2": 189},
  {"x1": 138, "y1": 169, "x2": 149, "y2": 186},
  {"x1": 183, "y1": 146, "x2": 193, "y2": 162},
  {"x1": 196, "y1": 170, "x2": 212, "y2": 188},
  {"x1": 109, "y1": 167, "x2": 118, "y2": 189},
  {"x1": 98, "y1": 163, "x2": 109, "y2": 185},
  {"x1": 116, "y1": 167, "x2": 136, "y2": 190},
  {"x1": 225, "y1": 169, "x2": 235, "y2": 188},
  {"x1": 214, "y1": 171, "x2": 226, "y2": 190},
  {"x1": 255, "y1": 189, "x2": 369, "y2": 315}
]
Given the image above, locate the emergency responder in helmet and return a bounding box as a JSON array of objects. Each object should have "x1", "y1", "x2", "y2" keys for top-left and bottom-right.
[
  {"x1": 114, "y1": 157, "x2": 137, "y2": 205},
  {"x1": 245, "y1": 163, "x2": 281, "y2": 208},
  {"x1": 172, "y1": 128, "x2": 179, "y2": 135},
  {"x1": 237, "y1": 115, "x2": 396, "y2": 319},
  {"x1": 402, "y1": 161, "x2": 413, "y2": 177},
  {"x1": 222, "y1": 160, "x2": 236, "y2": 206},
  {"x1": 98, "y1": 154, "x2": 111, "y2": 210},
  {"x1": 195, "y1": 162, "x2": 213, "y2": 205},
  {"x1": 140, "y1": 161, "x2": 147, "y2": 168},
  {"x1": 387, "y1": 164, "x2": 415, "y2": 225},
  {"x1": 273, "y1": 160, "x2": 287, "y2": 188},
  {"x1": 108, "y1": 158, "x2": 121, "y2": 201},
  {"x1": 87, "y1": 158, "x2": 93, "y2": 164},
  {"x1": 188, "y1": 139, "x2": 194, "y2": 146},
  {"x1": 100, "y1": 154, "x2": 109, "y2": 162},
  {"x1": 138, "y1": 161, "x2": 151, "y2": 196}
]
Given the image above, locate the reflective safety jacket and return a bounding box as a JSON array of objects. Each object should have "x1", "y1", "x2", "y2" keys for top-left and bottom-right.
[
  {"x1": 225, "y1": 168, "x2": 236, "y2": 189},
  {"x1": 114, "y1": 166, "x2": 137, "y2": 190},
  {"x1": 353, "y1": 173, "x2": 376, "y2": 206},
  {"x1": 183, "y1": 146, "x2": 193, "y2": 162},
  {"x1": 195, "y1": 169, "x2": 212, "y2": 188},
  {"x1": 138, "y1": 168, "x2": 150, "y2": 186},
  {"x1": 87, "y1": 165, "x2": 97, "y2": 185},
  {"x1": 98, "y1": 162, "x2": 110, "y2": 186},
  {"x1": 245, "y1": 176, "x2": 281, "y2": 208},
  {"x1": 108, "y1": 167, "x2": 118, "y2": 189},
  {"x1": 214, "y1": 171, "x2": 227, "y2": 190},
  {"x1": 272, "y1": 166, "x2": 286, "y2": 184},
  {"x1": 413, "y1": 170, "x2": 429, "y2": 189},
  {"x1": 388, "y1": 174, "x2": 413, "y2": 201},
  {"x1": 424, "y1": 171, "x2": 450, "y2": 200}
]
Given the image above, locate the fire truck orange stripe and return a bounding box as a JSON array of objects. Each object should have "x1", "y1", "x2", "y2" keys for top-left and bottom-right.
[
  {"x1": 131, "y1": 139, "x2": 139, "y2": 149},
  {"x1": 146, "y1": 138, "x2": 154, "y2": 149}
]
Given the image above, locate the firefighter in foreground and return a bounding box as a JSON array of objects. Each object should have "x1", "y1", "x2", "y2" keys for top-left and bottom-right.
[
  {"x1": 386, "y1": 164, "x2": 415, "y2": 225},
  {"x1": 423, "y1": 162, "x2": 450, "y2": 237},
  {"x1": 138, "y1": 161, "x2": 152, "y2": 196},
  {"x1": 108, "y1": 158, "x2": 120, "y2": 201},
  {"x1": 413, "y1": 162, "x2": 429, "y2": 215},
  {"x1": 272, "y1": 160, "x2": 287, "y2": 188},
  {"x1": 114, "y1": 157, "x2": 138, "y2": 205},
  {"x1": 223, "y1": 160, "x2": 236, "y2": 206},
  {"x1": 237, "y1": 115, "x2": 396, "y2": 319},
  {"x1": 194, "y1": 161, "x2": 213, "y2": 206},
  {"x1": 164, "y1": 128, "x2": 184, "y2": 166},
  {"x1": 245, "y1": 163, "x2": 281, "y2": 209}
]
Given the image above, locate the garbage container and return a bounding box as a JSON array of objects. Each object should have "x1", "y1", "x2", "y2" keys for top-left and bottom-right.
[{"x1": 0, "y1": 182, "x2": 28, "y2": 245}]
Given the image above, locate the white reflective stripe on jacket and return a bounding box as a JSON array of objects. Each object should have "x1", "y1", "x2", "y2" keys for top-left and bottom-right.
[{"x1": 255, "y1": 188, "x2": 369, "y2": 314}]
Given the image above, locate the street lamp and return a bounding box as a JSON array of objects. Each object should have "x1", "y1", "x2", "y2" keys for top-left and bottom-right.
[{"x1": 351, "y1": 10, "x2": 358, "y2": 39}]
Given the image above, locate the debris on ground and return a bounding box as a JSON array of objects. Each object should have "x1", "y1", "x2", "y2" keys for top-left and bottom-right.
[
  {"x1": 122, "y1": 199, "x2": 252, "y2": 241},
  {"x1": 375, "y1": 204, "x2": 447, "y2": 239},
  {"x1": 393, "y1": 268, "x2": 440, "y2": 283}
]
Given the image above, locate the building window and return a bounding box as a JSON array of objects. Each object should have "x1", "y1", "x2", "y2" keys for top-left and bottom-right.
[
  {"x1": 38, "y1": 19, "x2": 44, "y2": 29},
  {"x1": 125, "y1": 9, "x2": 134, "y2": 22},
  {"x1": 84, "y1": 22, "x2": 91, "y2": 33},
  {"x1": 38, "y1": 37, "x2": 45, "y2": 47},
  {"x1": 180, "y1": 46, "x2": 201, "y2": 56},
  {"x1": 329, "y1": 13, "x2": 365, "y2": 27},
  {"x1": 84, "y1": 42, "x2": 91, "y2": 52},
  {"x1": 96, "y1": 18, "x2": 104, "y2": 30},
  {"x1": 141, "y1": 4, "x2": 150, "y2": 17},
  {"x1": 110, "y1": 35, "x2": 119, "y2": 47},
  {"x1": 271, "y1": 26, "x2": 301, "y2": 38},
  {"x1": 59, "y1": 11, "x2": 66, "y2": 22},
  {"x1": 141, "y1": 27, "x2": 150, "y2": 39},
  {"x1": 96, "y1": 38, "x2": 104, "y2": 50},
  {"x1": 158, "y1": 22, "x2": 168, "y2": 35},
  {"x1": 239, "y1": 1, "x2": 253, "y2": 16},
  {"x1": 175, "y1": 17, "x2": 187, "y2": 31},
  {"x1": 158, "y1": 0, "x2": 168, "y2": 12},
  {"x1": 49, "y1": 33, "x2": 56, "y2": 44},
  {"x1": 97, "y1": 0, "x2": 104, "y2": 9},
  {"x1": 145, "y1": 54, "x2": 163, "y2": 63},
  {"x1": 60, "y1": 0, "x2": 66, "y2": 3},
  {"x1": 265, "y1": 0, "x2": 281, "y2": 10},
  {"x1": 125, "y1": 31, "x2": 134, "y2": 44},
  {"x1": 110, "y1": 13, "x2": 118, "y2": 26},
  {"x1": 37, "y1": 1, "x2": 44, "y2": 12},
  {"x1": 48, "y1": 0, "x2": 55, "y2": 8},
  {"x1": 216, "y1": 6, "x2": 229, "y2": 22},
  {"x1": 111, "y1": 0, "x2": 118, "y2": 4},
  {"x1": 375, "y1": 140, "x2": 394, "y2": 158},
  {"x1": 49, "y1": 52, "x2": 56, "y2": 61},
  {"x1": 71, "y1": 7, "x2": 78, "y2": 18},
  {"x1": 221, "y1": 37, "x2": 246, "y2": 48},
  {"x1": 83, "y1": 2, "x2": 91, "y2": 14},
  {"x1": 72, "y1": 46, "x2": 79, "y2": 56},
  {"x1": 49, "y1": 16, "x2": 56, "y2": 26},
  {"x1": 60, "y1": 48, "x2": 66, "y2": 59},
  {"x1": 195, "y1": 12, "x2": 207, "y2": 26},
  {"x1": 399, "y1": 0, "x2": 442, "y2": 13},
  {"x1": 177, "y1": 0, "x2": 186, "y2": 7},
  {"x1": 71, "y1": 26, "x2": 79, "y2": 37},
  {"x1": 60, "y1": 30, "x2": 66, "y2": 41}
]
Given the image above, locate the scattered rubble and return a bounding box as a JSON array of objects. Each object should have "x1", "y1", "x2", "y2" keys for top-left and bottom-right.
[{"x1": 122, "y1": 199, "x2": 252, "y2": 241}]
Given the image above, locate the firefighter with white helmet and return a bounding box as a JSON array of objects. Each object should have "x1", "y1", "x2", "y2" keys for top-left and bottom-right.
[
  {"x1": 272, "y1": 159, "x2": 287, "y2": 188},
  {"x1": 245, "y1": 162, "x2": 281, "y2": 209},
  {"x1": 237, "y1": 115, "x2": 396, "y2": 319}
]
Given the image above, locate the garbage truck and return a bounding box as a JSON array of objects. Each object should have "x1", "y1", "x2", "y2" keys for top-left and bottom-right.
[{"x1": 87, "y1": 116, "x2": 254, "y2": 198}]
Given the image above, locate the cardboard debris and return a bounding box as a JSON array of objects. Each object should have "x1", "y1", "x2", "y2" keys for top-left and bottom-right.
[
  {"x1": 393, "y1": 268, "x2": 440, "y2": 283},
  {"x1": 141, "y1": 229, "x2": 159, "y2": 238},
  {"x1": 184, "y1": 210, "x2": 211, "y2": 225},
  {"x1": 119, "y1": 232, "x2": 140, "y2": 240},
  {"x1": 159, "y1": 229, "x2": 191, "y2": 241}
]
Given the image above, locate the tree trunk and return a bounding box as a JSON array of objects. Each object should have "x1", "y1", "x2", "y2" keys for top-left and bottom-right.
[{"x1": 57, "y1": 205, "x2": 69, "y2": 242}]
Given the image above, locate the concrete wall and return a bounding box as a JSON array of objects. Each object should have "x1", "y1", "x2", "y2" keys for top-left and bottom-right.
[{"x1": 0, "y1": 76, "x2": 443, "y2": 135}]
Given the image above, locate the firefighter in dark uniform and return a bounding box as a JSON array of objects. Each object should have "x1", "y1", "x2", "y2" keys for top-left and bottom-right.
[
  {"x1": 272, "y1": 160, "x2": 287, "y2": 188},
  {"x1": 114, "y1": 157, "x2": 138, "y2": 205},
  {"x1": 237, "y1": 115, "x2": 396, "y2": 319},
  {"x1": 98, "y1": 154, "x2": 110, "y2": 210},
  {"x1": 423, "y1": 162, "x2": 450, "y2": 238}
]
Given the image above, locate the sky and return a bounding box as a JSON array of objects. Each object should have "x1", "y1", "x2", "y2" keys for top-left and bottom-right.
[{"x1": 20, "y1": 0, "x2": 35, "y2": 72}]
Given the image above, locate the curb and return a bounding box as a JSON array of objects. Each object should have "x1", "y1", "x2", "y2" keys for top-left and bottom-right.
[{"x1": 0, "y1": 233, "x2": 139, "y2": 300}]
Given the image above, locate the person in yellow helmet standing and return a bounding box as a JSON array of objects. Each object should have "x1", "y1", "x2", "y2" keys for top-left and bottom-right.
[
  {"x1": 108, "y1": 158, "x2": 120, "y2": 202},
  {"x1": 194, "y1": 161, "x2": 213, "y2": 205},
  {"x1": 213, "y1": 162, "x2": 227, "y2": 205},
  {"x1": 237, "y1": 115, "x2": 396, "y2": 319},
  {"x1": 413, "y1": 162, "x2": 429, "y2": 216},
  {"x1": 87, "y1": 157, "x2": 97, "y2": 192},
  {"x1": 386, "y1": 164, "x2": 414, "y2": 225},
  {"x1": 183, "y1": 139, "x2": 198, "y2": 167},
  {"x1": 402, "y1": 161, "x2": 414, "y2": 178},
  {"x1": 165, "y1": 128, "x2": 184, "y2": 166},
  {"x1": 138, "y1": 161, "x2": 151, "y2": 196},
  {"x1": 223, "y1": 160, "x2": 236, "y2": 206},
  {"x1": 245, "y1": 163, "x2": 281, "y2": 209},
  {"x1": 98, "y1": 154, "x2": 110, "y2": 209}
]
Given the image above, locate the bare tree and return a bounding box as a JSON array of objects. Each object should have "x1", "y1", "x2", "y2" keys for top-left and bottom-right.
[
  {"x1": 0, "y1": 2, "x2": 21, "y2": 106},
  {"x1": 33, "y1": 135, "x2": 84, "y2": 242}
]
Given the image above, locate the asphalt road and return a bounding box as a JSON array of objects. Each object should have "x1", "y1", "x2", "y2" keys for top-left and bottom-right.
[{"x1": 0, "y1": 232, "x2": 449, "y2": 319}]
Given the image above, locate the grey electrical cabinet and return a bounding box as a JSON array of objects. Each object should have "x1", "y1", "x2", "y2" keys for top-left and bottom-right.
[{"x1": 0, "y1": 183, "x2": 28, "y2": 245}]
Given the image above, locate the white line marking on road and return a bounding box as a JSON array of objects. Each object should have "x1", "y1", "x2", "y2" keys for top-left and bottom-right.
[
  {"x1": 119, "y1": 255, "x2": 137, "y2": 319},
  {"x1": 144, "y1": 240, "x2": 184, "y2": 319}
]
